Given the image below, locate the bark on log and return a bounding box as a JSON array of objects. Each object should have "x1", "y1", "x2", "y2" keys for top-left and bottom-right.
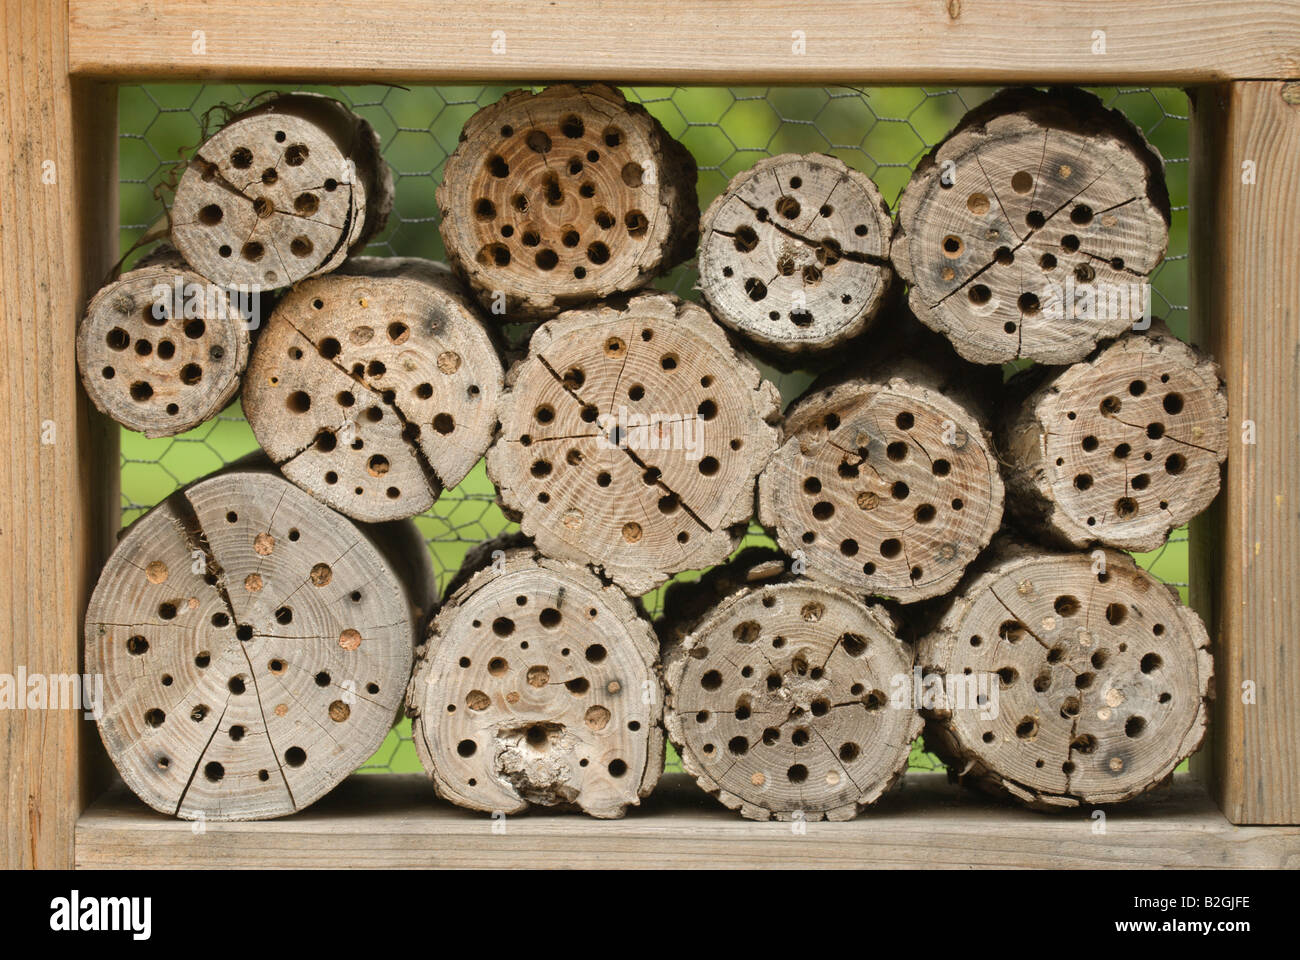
[
  {"x1": 84, "y1": 462, "x2": 431, "y2": 820},
  {"x1": 661, "y1": 551, "x2": 920, "y2": 821},
  {"x1": 486, "y1": 291, "x2": 781, "y2": 595},
  {"x1": 406, "y1": 537, "x2": 662, "y2": 818},
  {"x1": 893, "y1": 86, "x2": 1171, "y2": 365},
  {"x1": 243, "y1": 256, "x2": 503, "y2": 522},
  {"x1": 437, "y1": 83, "x2": 698, "y2": 321},
  {"x1": 697, "y1": 153, "x2": 892, "y2": 360},
  {"x1": 916, "y1": 538, "x2": 1212, "y2": 809},
  {"x1": 76, "y1": 247, "x2": 251, "y2": 437},
  {"x1": 171, "y1": 93, "x2": 392, "y2": 290},
  {"x1": 999, "y1": 321, "x2": 1228, "y2": 551},
  {"x1": 758, "y1": 348, "x2": 1003, "y2": 604}
]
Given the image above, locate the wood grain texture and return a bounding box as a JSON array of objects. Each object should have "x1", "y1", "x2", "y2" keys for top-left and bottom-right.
[
  {"x1": 918, "y1": 540, "x2": 1212, "y2": 810},
  {"x1": 68, "y1": 1, "x2": 1300, "y2": 84},
  {"x1": 171, "y1": 93, "x2": 392, "y2": 291},
  {"x1": 84, "y1": 466, "x2": 426, "y2": 821},
  {"x1": 77, "y1": 248, "x2": 252, "y2": 438},
  {"x1": 999, "y1": 322, "x2": 1228, "y2": 552},
  {"x1": 1188, "y1": 82, "x2": 1300, "y2": 825},
  {"x1": 244, "y1": 257, "x2": 502, "y2": 522},
  {"x1": 697, "y1": 153, "x2": 892, "y2": 360},
  {"x1": 662, "y1": 557, "x2": 920, "y2": 821},
  {"x1": 487, "y1": 292, "x2": 781, "y2": 596},
  {"x1": 437, "y1": 84, "x2": 697, "y2": 321},
  {"x1": 759, "y1": 354, "x2": 1003, "y2": 603},
  {"x1": 893, "y1": 87, "x2": 1170, "y2": 365},
  {"x1": 407, "y1": 539, "x2": 662, "y2": 819},
  {"x1": 74, "y1": 771, "x2": 1300, "y2": 868},
  {"x1": 0, "y1": 1, "x2": 119, "y2": 869}
]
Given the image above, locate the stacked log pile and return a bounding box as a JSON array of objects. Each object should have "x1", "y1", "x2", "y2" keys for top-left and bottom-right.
[{"x1": 81, "y1": 83, "x2": 1227, "y2": 821}]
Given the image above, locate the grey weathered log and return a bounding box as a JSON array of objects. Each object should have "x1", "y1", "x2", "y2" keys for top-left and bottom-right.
[
  {"x1": 916, "y1": 537, "x2": 1212, "y2": 809},
  {"x1": 84, "y1": 460, "x2": 430, "y2": 820},
  {"x1": 406, "y1": 536, "x2": 662, "y2": 818},
  {"x1": 171, "y1": 93, "x2": 392, "y2": 290},
  {"x1": 998, "y1": 320, "x2": 1228, "y2": 552},
  {"x1": 661, "y1": 549, "x2": 920, "y2": 821},
  {"x1": 243, "y1": 256, "x2": 503, "y2": 522},
  {"x1": 486, "y1": 291, "x2": 781, "y2": 595},
  {"x1": 697, "y1": 153, "x2": 892, "y2": 360},
  {"x1": 76, "y1": 247, "x2": 251, "y2": 437},
  {"x1": 894, "y1": 86, "x2": 1171, "y2": 365},
  {"x1": 437, "y1": 83, "x2": 698, "y2": 321},
  {"x1": 758, "y1": 331, "x2": 1003, "y2": 604}
]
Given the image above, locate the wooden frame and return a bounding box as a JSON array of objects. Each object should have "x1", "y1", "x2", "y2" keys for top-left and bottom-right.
[{"x1": 3, "y1": 0, "x2": 1298, "y2": 869}]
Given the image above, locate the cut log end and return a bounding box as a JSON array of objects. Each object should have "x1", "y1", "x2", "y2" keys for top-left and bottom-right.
[
  {"x1": 171, "y1": 93, "x2": 392, "y2": 291},
  {"x1": 243, "y1": 257, "x2": 503, "y2": 523},
  {"x1": 407, "y1": 542, "x2": 662, "y2": 819},
  {"x1": 1001, "y1": 323, "x2": 1228, "y2": 552},
  {"x1": 437, "y1": 83, "x2": 699, "y2": 320},
  {"x1": 487, "y1": 292, "x2": 781, "y2": 595},
  {"x1": 663, "y1": 570, "x2": 920, "y2": 821},
  {"x1": 917, "y1": 541, "x2": 1212, "y2": 809},
  {"x1": 84, "y1": 468, "x2": 422, "y2": 821},
  {"x1": 759, "y1": 367, "x2": 1003, "y2": 604},
  {"x1": 77, "y1": 252, "x2": 250, "y2": 437},
  {"x1": 698, "y1": 153, "x2": 892, "y2": 357},
  {"x1": 894, "y1": 87, "x2": 1170, "y2": 365}
]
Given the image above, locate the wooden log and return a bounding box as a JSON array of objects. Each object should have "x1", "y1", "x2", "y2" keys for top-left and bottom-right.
[
  {"x1": 661, "y1": 550, "x2": 920, "y2": 821},
  {"x1": 75, "y1": 247, "x2": 251, "y2": 437},
  {"x1": 242, "y1": 256, "x2": 503, "y2": 522},
  {"x1": 697, "y1": 153, "x2": 892, "y2": 361},
  {"x1": 757, "y1": 344, "x2": 1003, "y2": 604},
  {"x1": 436, "y1": 83, "x2": 698, "y2": 321},
  {"x1": 406, "y1": 537, "x2": 662, "y2": 818},
  {"x1": 486, "y1": 291, "x2": 781, "y2": 595},
  {"x1": 83, "y1": 462, "x2": 432, "y2": 820},
  {"x1": 999, "y1": 321, "x2": 1228, "y2": 552},
  {"x1": 171, "y1": 93, "x2": 393, "y2": 291},
  {"x1": 893, "y1": 86, "x2": 1171, "y2": 365},
  {"x1": 916, "y1": 539, "x2": 1212, "y2": 809}
]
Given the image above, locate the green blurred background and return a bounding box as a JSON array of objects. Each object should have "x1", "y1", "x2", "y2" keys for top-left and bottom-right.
[{"x1": 117, "y1": 84, "x2": 1192, "y2": 774}]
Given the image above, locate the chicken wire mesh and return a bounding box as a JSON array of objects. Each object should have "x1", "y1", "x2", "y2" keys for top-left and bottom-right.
[{"x1": 116, "y1": 83, "x2": 1192, "y2": 775}]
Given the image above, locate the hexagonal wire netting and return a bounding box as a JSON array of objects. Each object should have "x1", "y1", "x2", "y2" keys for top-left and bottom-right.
[{"x1": 116, "y1": 84, "x2": 1191, "y2": 774}]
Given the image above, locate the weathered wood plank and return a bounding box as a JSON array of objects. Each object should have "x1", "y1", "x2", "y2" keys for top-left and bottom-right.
[
  {"x1": 1188, "y1": 82, "x2": 1300, "y2": 825},
  {"x1": 0, "y1": 0, "x2": 120, "y2": 869},
  {"x1": 75, "y1": 771, "x2": 1300, "y2": 868},
  {"x1": 67, "y1": 1, "x2": 1300, "y2": 84}
]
